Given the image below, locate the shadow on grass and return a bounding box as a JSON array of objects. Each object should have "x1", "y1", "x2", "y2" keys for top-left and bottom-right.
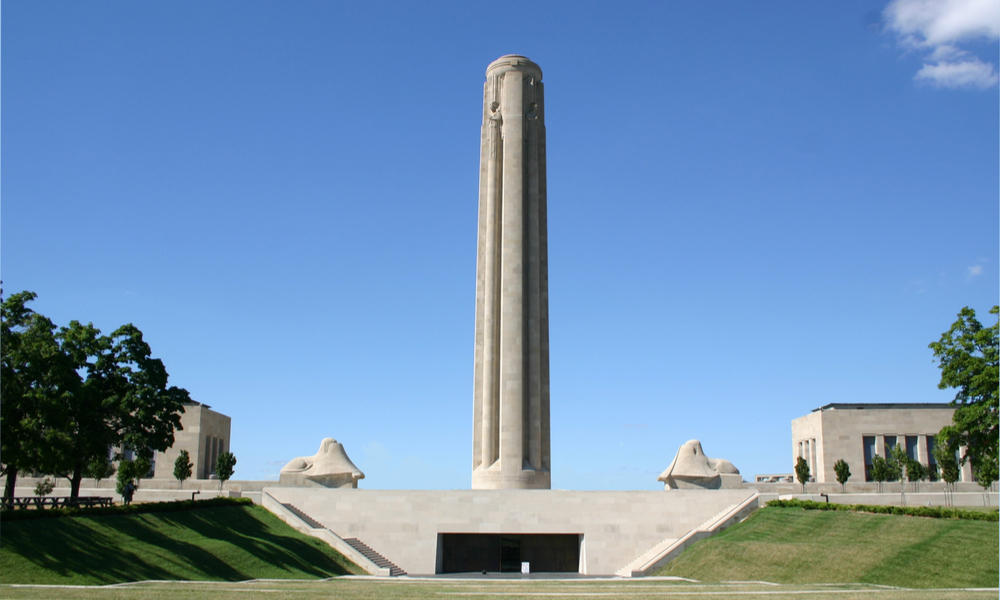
[{"x1": 1, "y1": 506, "x2": 354, "y2": 584}]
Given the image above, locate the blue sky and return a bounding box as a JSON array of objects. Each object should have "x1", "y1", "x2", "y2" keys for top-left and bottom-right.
[{"x1": 3, "y1": 1, "x2": 997, "y2": 490}]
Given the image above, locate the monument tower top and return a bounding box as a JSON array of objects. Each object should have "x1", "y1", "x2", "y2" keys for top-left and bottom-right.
[{"x1": 486, "y1": 54, "x2": 542, "y2": 78}]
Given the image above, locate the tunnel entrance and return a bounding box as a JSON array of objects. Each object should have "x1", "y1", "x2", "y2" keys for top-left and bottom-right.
[{"x1": 439, "y1": 533, "x2": 580, "y2": 574}]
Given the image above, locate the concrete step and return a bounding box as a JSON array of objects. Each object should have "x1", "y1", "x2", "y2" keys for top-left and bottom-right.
[
  {"x1": 281, "y1": 503, "x2": 324, "y2": 529},
  {"x1": 343, "y1": 538, "x2": 407, "y2": 576}
]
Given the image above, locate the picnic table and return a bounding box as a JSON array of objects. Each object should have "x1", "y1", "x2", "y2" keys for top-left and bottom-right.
[{"x1": 1, "y1": 496, "x2": 115, "y2": 510}]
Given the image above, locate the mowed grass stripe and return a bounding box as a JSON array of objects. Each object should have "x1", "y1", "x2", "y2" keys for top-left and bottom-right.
[
  {"x1": 0, "y1": 580, "x2": 997, "y2": 600},
  {"x1": 656, "y1": 507, "x2": 998, "y2": 588},
  {"x1": 0, "y1": 505, "x2": 362, "y2": 585}
]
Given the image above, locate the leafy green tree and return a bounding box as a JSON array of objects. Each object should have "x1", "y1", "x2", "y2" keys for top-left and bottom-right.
[
  {"x1": 870, "y1": 454, "x2": 889, "y2": 493},
  {"x1": 1, "y1": 291, "x2": 76, "y2": 503},
  {"x1": 794, "y1": 456, "x2": 810, "y2": 492},
  {"x1": 84, "y1": 454, "x2": 116, "y2": 489},
  {"x1": 2, "y1": 291, "x2": 191, "y2": 502},
  {"x1": 924, "y1": 460, "x2": 939, "y2": 483},
  {"x1": 889, "y1": 445, "x2": 908, "y2": 504},
  {"x1": 888, "y1": 445, "x2": 905, "y2": 482},
  {"x1": 976, "y1": 457, "x2": 997, "y2": 506},
  {"x1": 833, "y1": 459, "x2": 851, "y2": 493},
  {"x1": 904, "y1": 457, "x2": 926, "y2": 490},
  {"x1": 116, "y1": 459, "x2": 137, "y2": 496},
  {"x1": 54, "y1": 321, "x2": 191, "y2": 501},
  {"x1": 215, "y1": 452, "x2": 236, "y2": 491},
  {"x1": 133, "y1": 454, "x2": 152, "y2": 489},
  {"x1": 933, "y1": 435, "x2": 961, "y2": 506},
  {"x1": 174, "y1": 450, "x2": 193, "y2": 489},
  {"x1": 929, "y1": 306, "x2": 999, "y2": 486},
  {"x1": 34, "y1": 477, "x2": 55, "y2": 497}
]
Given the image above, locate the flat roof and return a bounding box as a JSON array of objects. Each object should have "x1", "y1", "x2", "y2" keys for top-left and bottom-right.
[{"x1": 813, "y1": 402, "x2": 952, "y2": 412}]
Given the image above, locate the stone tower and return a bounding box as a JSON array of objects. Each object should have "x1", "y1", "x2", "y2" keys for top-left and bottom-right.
[{"x1": 472, "y1": 55, "x2": 550, "y2": 490}]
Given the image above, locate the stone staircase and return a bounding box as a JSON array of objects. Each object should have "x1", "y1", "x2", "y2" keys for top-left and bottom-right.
[
  {"x1": 343, "y1": 537, "x2": 407, "y2": 577},
  {"x1": 615, "y1": 492, "x2": 760, "y2": 577},
  {"x1": 280, "y1": 502, "x2": 406, "y2": 576},
  {"x1": 282, "y1": 503, "x2": 324, "y2": 529}
]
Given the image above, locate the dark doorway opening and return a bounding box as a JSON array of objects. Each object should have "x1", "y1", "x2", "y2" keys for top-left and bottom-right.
[{"x1": 439, "y1": 533, "x2": 580, "y2": 574}]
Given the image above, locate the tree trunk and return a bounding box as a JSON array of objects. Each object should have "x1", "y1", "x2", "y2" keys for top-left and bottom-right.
[
  {"x1": 3, "y1": 466, "x2": 18, "y2": 503},
  {"x1": 69, "y1": 462, "x2": 83, "y2": 503}
]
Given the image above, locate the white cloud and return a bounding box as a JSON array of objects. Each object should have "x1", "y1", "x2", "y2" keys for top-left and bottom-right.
[
  {"x1": 884, "y1": 0, "x2": 1000, "y2": 88},
  {"x1": 967, "y1": 264, "x2": 984, "y2": 277},
  {"x1": 916, "y1": 57, "x2": 999, "y2": 87}
]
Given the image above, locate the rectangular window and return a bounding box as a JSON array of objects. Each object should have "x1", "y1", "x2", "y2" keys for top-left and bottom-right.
[
  {"x1": 926, "y1": 436, "x2": 937, "y2": 481},
  {"x1": 863, "y1": 436, "x2": 875, "y2": 482},
  {"x1": 205, "y1": 436, "x2": 213, "y2": 477},
  {"x1": 211, "y1": 437, "x2": 219, "y2": 474},
  {"x1": 884, "y1": 436, "x2": 897, "y2": 457},
  {"x1": 905, "y1": 436, "x2": 918, "y2": 460}
]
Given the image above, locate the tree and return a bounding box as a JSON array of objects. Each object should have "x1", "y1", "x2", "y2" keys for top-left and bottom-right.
[
  {"x1": 53, "y1": 320, "x2": 191, "y2": 501},
  {"x1": 3, "y1": 292, "x2": 191, "y2": 502},
  {"x1": 34, "y1": 477, "x2": 55, "y2": 497},
  {"x1": 889, "y1": 445, "x2": 908, "y2": 505},
  {"x1": 133, "y1": 454, "x2": 152, "y2": 489},
  {"x1": 976, "y1": 457, "x2": 998, "y2": 506},
  {"x1": 84, "y1": 454, "x2": 116, "y2": 489},
  {"x1": 870, "y1": 454, "x2": 889, "y2": 493},
  {"x1": 1, "y1": 291, "x2": 76, "y2": 503},
  {"x1": 215, "y1": 452, "x2": 236, "y2": 491},
  {"x1": 174, "y1": 450, "x2": 193, "y2": 489},
  {"x1": 887, "y1": 445, "x2": 905, "y2": 482},
  {"x1": 904, "y1": 457, "x2": 926, "y2": 492},
  {"x1": 929, "y1": 306, "x2": 999, "y2": 489},
  {"x1": 794, "y1": 456, "x2": 810, "y2": 492},
  {"x1": 116, "y1": 459, "x2": 137, "y2": 496},
  {"x1": 833, "y1": 459, "x2": 851, "y2": 493},
  {"x1": 933, "y1": 435, "x2": 961, "y2": 506}
]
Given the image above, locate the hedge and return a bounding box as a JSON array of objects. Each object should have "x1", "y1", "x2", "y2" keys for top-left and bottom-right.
[
  {"x1": 766, "y1": 498, "x2": 998, "y2": 521},
  {"x1": 0, "y1": 496, "x2": 254, "y2": 521}
]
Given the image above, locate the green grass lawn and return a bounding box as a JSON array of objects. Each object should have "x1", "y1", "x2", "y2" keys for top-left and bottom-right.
[
  {"x1": 0, "y1": 504, "x2": 362, "y2": 585},
  {"x1": 656, "y1": 506, "x2": 999, "y2": 588},
  {"x1": 0, "y1": 579, "x2": 996, "y2": 600}
]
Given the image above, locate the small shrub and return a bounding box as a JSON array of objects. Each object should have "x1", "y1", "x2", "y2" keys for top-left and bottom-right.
[
  {"x1": 765, "y1": 498, "x2": 998, "y2": 521},
  {"x1": 833, "y1": 459, "x2": 851, "y2": 492},
  {"x1": 1, "y1": 496, "x2": 253, "y2": 521},
  {"x1": 34, "y1": 478, "x2": 55, "y2": 497},
  {"x1": 794, "y1": 457, "x2": 810, "y2": 492}
]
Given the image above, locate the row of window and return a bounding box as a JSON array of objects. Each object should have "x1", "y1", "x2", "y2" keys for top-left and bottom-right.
[
  {"x1": 861, "y1": 435, "x2": 958, "y2": 482},
  {"x1": 205, "y1": 435, "x2": 225, "y2": 477}
]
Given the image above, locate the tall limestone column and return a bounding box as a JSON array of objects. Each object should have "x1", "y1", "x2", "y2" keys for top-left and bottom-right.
[{"x1": 472, "y1": 55, "x2": 550, "y2": 490}]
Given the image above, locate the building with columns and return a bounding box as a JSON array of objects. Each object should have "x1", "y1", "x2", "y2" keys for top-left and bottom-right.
[
  {"x1": 791, "y1": 403, "x2": 973, "y2": 484},
  {"x1": 153, "y1": 401, "x2": 232, "y2": 480}
]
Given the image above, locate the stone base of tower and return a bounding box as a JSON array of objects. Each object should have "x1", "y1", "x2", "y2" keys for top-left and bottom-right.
[
  {"x1": 472, "y1": 465, "x2": 550, "y2": 490},
  {"x1": 262, "y1": 487, "x2": 758, "y2": 576}
]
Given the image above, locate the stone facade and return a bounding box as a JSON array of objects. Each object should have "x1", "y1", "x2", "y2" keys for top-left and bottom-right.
[
  {"x1": 153, "y1": 401, "x2": 231, "y2": 480},
  {"x1": 265, "y1": 487, "x2": 755, "y2": 576},
  {"x1": 472, "y1": 55, "x2": 550, "y2": 490},
  {"x1": 791, "y1": 403, "x2": 974, "y2": 484}
]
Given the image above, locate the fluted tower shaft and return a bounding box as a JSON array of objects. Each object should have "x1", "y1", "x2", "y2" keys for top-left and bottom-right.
[{"x1": 472, "y1": 55, "x2": 550, "y2": 490}]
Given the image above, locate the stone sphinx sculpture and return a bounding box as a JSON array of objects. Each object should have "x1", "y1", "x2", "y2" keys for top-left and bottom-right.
[
  {"x1": 279, "y1": 438, "x2": 365, "y2": 488},
  {"x1": 657, "y1": 439, "x2": 742, "y2": 490}
]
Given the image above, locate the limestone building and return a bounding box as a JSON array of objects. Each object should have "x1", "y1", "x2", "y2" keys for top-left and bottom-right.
[
  {"x1": 791, "y1": 403, "x2": 973, "y2": 484},
  {"x1": 153, "y1": 401, "x2": 232, "y2": 480},
  {"x1": 472, "y1": 55, "x2": 551, "y2": 490}
]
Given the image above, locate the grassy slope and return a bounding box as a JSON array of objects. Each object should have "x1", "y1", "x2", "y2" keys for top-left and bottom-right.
[
  {"x1": 657, "y1": 506, "x2": 999, "y2": 588},
  {"x1": 0, "y1": 505, "x2": 363, "y2": 585}
]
